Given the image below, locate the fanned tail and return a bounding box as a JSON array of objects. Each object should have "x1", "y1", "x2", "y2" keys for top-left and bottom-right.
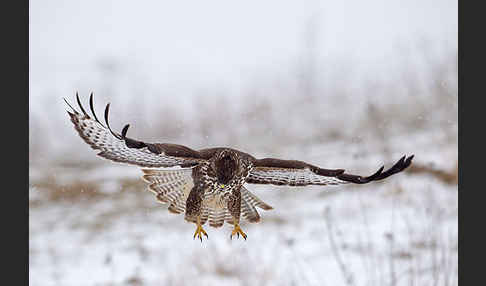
[
  {"x1": 199, "y1": 195, "x2": 230, "y2": 228},
  {"x1": 200, "y1": 186, "x2": 273, "y2": 226}
]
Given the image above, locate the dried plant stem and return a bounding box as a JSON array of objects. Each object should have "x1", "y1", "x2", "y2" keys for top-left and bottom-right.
[{"x1": 324, "y1": 207, "x2": 355, "y2": 286}]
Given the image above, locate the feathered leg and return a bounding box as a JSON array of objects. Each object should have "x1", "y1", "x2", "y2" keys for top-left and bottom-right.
[
  {"x1": 228, "y1": 189, "x2": 247, "y2": 240},
  {"x1": 185, "y1": 187, "x2": 208, "y2": 241}
]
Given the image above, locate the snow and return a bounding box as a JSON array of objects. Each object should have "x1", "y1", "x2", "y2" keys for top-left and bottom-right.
[{"x1": 29, "y1": 131, "x2": 457, "y2": 285}]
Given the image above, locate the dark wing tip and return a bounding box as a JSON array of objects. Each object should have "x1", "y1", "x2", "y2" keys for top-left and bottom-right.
[
  {"x1": 371, "y1": 155, "x2": 414, "y2": 181},
  {"x1": 366, "y1": 166, "x2": 384, "y2": 180},
  {"x1": 404, "y1": 155, "x2": 414, "y2": 166},
  {"x1": 104, "y1": 103, "x2": 110, "y2": 121},
  {"x1": 337, "y1": 154, "x2": 414, "y2": 184},
  {"x1": 89, "y1": 92, "x2": 106, "y2": 127},
  {"x1": 121, "y1": 124, "x2": 130, "y2": 138},
  {"x1": 63, "y1": 97, "x2": 78, "y2": 114},
  {"x1": 397, "y1": 155, "x2": 406, "y2": 165},
  {"x1": 76, "y1": 92, "x2": 89, "y2": 116},
  {"x1": 104, "y1": 103, "x2": 122, "y2": 140}
]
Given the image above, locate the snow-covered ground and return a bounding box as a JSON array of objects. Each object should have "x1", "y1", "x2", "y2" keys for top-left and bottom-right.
[
  {"x1": 29, "y1": 127, "x2": 457, "y2": 286},
  {"x1": 29, "y1": 2, "x2": 457, "y2": 284}
]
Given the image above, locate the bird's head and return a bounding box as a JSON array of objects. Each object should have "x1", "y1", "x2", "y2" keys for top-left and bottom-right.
[{"x1": 213, "y1": 150, "x2": 238, "y2": 186}]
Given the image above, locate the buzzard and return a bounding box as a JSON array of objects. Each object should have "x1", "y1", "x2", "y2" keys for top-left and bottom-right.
[{"x1": 65, "y1": 93, "x2": 414, "y2": 241}]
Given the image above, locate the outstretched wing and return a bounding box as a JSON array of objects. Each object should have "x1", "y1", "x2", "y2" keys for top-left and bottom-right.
[
  {"x1": 246, "y1": 155, "x2": 414, "y2": 186},
  {"x1": 65, "y1": 93, "x2": 204, "y2": 168}
]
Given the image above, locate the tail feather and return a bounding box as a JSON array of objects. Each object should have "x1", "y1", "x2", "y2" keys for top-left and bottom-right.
[
  {"x1": 207, "y1": 208, "x2": 228, "y2": 228},
  {"x1": 240, "y1": 186, "x2": 273, "y2": 223},
  {"x1": 199, "y1": 194, "x2": 226, "y2": 227},
  {"x1": 242, "y1": 186, "x2": 273, "y2": 210},
  {"x1": 241, "y1": 194, "x2": 260, "y2": 222}
]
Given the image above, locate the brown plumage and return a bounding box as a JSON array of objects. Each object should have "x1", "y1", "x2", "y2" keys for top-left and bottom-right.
[{"x1": 65, "y1": 93, "x2": 414, "y2": 240}]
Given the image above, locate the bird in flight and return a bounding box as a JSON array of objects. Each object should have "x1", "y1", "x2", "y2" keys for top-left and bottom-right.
[{"x1": 65, "y1": 93, "x2": 414, "y2": 241}]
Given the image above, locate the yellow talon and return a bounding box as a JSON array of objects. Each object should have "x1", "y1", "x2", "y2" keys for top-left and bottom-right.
[
  {"x1": 193, "y1": 218, "x2": 208, "y2": 242},
  {"x1": 230, "y1": 223, "x2": 247, "y2": 240}
]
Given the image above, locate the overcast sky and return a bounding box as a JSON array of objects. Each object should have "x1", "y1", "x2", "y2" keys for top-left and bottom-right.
[{"x1": 30, "y1": 0, "x2": 457, "y2": 100}]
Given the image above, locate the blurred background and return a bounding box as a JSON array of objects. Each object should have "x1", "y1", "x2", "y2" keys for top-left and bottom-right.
[{"x1": 29, "y1": 0, "x2": 457, "y2": 285}]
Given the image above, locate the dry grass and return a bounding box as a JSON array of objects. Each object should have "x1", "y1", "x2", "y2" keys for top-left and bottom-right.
[
  {"x1": 30, "y1": 177, "x2": 105, "y2": 205},
  {"x1": 407, "y1": 161, "x2": 458, "y2": 185},
  {"x1": 30, "y1": 175, "x2": 146, "y2": 206}
]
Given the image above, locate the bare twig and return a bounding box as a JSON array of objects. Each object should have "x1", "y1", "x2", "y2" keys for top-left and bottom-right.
[{"x1": 324, "y1": 206, "x2": 355, "y2": 286}]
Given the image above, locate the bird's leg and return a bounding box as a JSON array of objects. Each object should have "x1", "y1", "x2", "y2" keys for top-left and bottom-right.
[
  {"x1": 227, "y1": 190, "x2": 247, "y2": 240},
  {"x1": 230, "y1": 220, "x2": 247, "y2": 240},
  {"x1": 185, "y1": 186, "x2": 208, "y2": 241},
  {"x1": 193, "y1": 216, "x2": 208, "y2": 242}
]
